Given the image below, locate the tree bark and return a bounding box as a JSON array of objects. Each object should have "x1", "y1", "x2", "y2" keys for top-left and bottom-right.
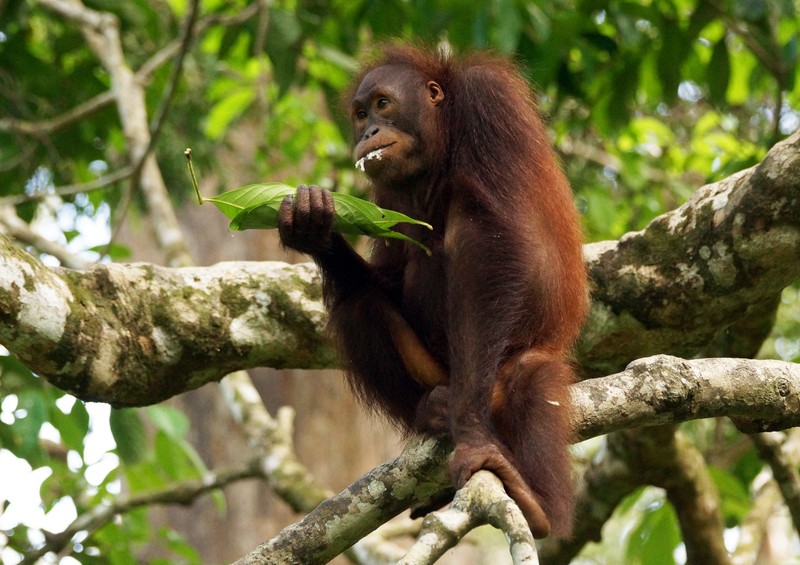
[{"x1": 1, "y1": 131, "x2": 798, "y2": 407}]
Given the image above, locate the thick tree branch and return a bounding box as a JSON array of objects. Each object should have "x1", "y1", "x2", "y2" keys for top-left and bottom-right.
[
  {"x1": 574, "y1": 356, "x2": 800, "y2": 439},
  {"x1": 1, "y1": 131, "x2": 798, "y2": 406},
  {"x1": 234, "y1": 437, "x2": 453, "y2": 565},
  {"x1": 0, "y1": 237, "x2": 333, "y2": 405},
  {"x1": 580, "y1": 128, "x2": 800, "y2": 375},
  {"x1": 234, "y1": 356, "x2": 800, "y2": 565}
]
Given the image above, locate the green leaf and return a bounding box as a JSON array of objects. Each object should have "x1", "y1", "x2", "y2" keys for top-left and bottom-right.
[
  {"x1": 327, "y1": 191, "x2": 431, "y2": 237},
  {"x1": 657, "y1": 24, "x2": 689, "y2": 104},
  {"x1": 147, "y1": 406, "x2": 207, "y2": 477},
  {"x1": 599, "y1": 57, "x2": 641, "y2": 131},
  {"x1": 50, "y1": 398, "x2": 89, "y2": 453},
  {"x1": 14, "y1": 389, "x2": 48, "y2": 463},
  {"x1": 204, "y1": 183, "x2": 433, "y2": 254},
  {"x1": 709, "y1": 466, "x2": 751, "y2": 526},
  {"x1": 151, "y1": 428, "x2": 208, "y2": 482},
  {"x1": 626, "y1": 499, "x2": 680, "y2": 565},
  {"x1": 110, "y1": 408, "x2": 147, "y2": 465},
  {"x1": 708, "y1": 38, "x2": 731, "y2": 106},
  {"x1": 146, "y1": 405, "x2": 190, "y2": 441},
  {"x1": 266, "y1": 8, "x2": 303, "y2": 94},
  {"x1": 204, "y1": 183, "x2": 294, "y2": 221},
  {"x1": 89, "y1": 242, "x2": 131, "y2": 260},
  {"x1": 205, "y1": 88, "x2": 255, "y2": 140}
]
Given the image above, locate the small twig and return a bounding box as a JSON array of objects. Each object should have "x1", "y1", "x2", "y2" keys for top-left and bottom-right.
[
  {"x1": 0, "y1": 205, "x2": 90, "y2": 269},
  {"x1": 104, "y1": 0, "x2": 200, "y2": 257},
  {"x1": 148, "y1": 0, "x2": 200, "y2": 150},
  {"x1": 0, "y1": 91, "x2": 115, "y2": 137},
  {"x1": 731, "y1": 470, "x2": 782, "y2": 564},
  {"x1": 20, "y1": 458, "x2": 263, "y2": 564},
  {"x1": 750, "y1": 431, "x2": 800, "y2": 538},
  {"x1": 0, "y1": 166, "x2": 135, "y2": 207},
  {"x1": 399, "y1": 471, "x2": 537, "y2": 565},
  {"x1": 351, "y1": 517, "x2": 422, "y2": 564}
]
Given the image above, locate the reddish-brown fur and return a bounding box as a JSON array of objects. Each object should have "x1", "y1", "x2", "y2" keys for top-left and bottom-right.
[{"x1": 278, "y1": 44, "x2": 588, "y2": 537}]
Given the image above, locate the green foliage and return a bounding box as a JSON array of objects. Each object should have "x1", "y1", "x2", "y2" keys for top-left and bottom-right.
[
  {"x1": 203, "y1": 182, "x2": 433, "y2": 253},
  {"x1": 0, "y1": 353, "x2": 207, "y2": 561},
  {"x1": 710, "y1": 466, "x2": 752, "y2": 527},
  {"x1": 625, "y1": 498, "x2": 681, "y2": 565},
  {"x1": 760, "y1": 283, "x2": 800, "y2": 362},
  {"x1": 1, "y1": 0, "x2": 799, "y2": 562},
  {"x1": 579, "y1": 486, "x2": 681, "y2": 564},
  {"x1": 110, "y1": 408, "x2": 147, "y2": 465}
]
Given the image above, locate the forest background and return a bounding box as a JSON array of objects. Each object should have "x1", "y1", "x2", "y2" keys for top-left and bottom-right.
[{"x1": 1, "y1": 0, "x2": 800, "y2": 563}]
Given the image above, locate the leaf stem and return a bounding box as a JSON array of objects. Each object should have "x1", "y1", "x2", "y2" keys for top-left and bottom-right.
[{"x1": 185, "y1": 148, "x2": 203, "y2": 204}]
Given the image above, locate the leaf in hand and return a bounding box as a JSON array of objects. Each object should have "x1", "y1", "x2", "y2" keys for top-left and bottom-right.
[{"x1": 204, "y1": 183, "x2": 433, "y2": 254}]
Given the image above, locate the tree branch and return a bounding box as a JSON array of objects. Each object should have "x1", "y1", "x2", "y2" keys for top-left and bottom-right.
[
  {"x1": 580, "y1": 128, "x2": 800, "y2": 375},
  {"x1": 731, "y1": 431, "x2": 800, "y2": 562},
  {"x1": 21, "y1": 459, "x2": 263, "y2": 564},
  {"x1": 626, "y1": 426, "x2": 728, "y2": 564},
  {"x1": 574, "y1": 356, "x2": 800, "y2": 439},
  {"x1": 397, "y1": 471, "x2": 536, "y2": 565},
  {"x1": 0, "y1": 130, "x2": 798, "y2": 405},
  {"x1": 147, "y1": 0, "x2": 200, "y2": 152},
  {"x1": 750, "y1": 431, "x2": 800, "y2": 538},
  {"x1": 37, "y1": 0, "x2": 192, "y2": 266},
  {"x1": 0, "y1": 206, "x2": 90, "y2": 270},
  {"x1": 233, "y1": 355, "x2": 800, "y2": 564},
  {"x1": 0, "y1": 1, "x2": 258, "y2": 143},
  {"x1": 0, "y1": 167, "x2": 136, "y2": 207},
  {"x1": 233, "y1": 437, "x2": 453, "y2": 565},
  {"x1": 7, "y1": 7, "x2": 340, "y2": 565},
  {"x1": 19, "y1": 403, "x2": 332, "y2": 562},
  {"x1": 730, "y1": 475, "x2": 782, "y2": 564},
  {"x1": 0, "y1": 236, "x2": 334, "y2": 405}
]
